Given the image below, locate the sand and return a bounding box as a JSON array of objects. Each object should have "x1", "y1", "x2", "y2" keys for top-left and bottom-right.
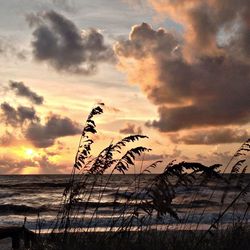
[{"x1": 0, "y1": 238, "x2": 12, "y2": 250}]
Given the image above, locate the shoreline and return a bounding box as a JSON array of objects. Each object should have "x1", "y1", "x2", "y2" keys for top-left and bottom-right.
[{"x1": 0, "y1": 224, "x2": 249, "y2": 249}]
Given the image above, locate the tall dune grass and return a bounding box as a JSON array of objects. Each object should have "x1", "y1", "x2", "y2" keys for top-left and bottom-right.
[{"x1": 33, "y1": 104, "x2": 250, "y2": 250}]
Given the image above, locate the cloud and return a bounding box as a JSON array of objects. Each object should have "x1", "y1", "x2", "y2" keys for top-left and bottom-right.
[
  {"x1": 170, "y1": 128, "x2": 249, "y2": 145},
  {"x1": 116, "y1": 1, "x2": 250, "y2": 133},
  {"x1": 9, "y1": 81, "x2": 44, "y2": 105},
  {"x1": 0, "y1": 156, "x2": 36, "y2": 174},
  {"x1": 195, "y1": 151, "x2": 232, "y2": 168},
  {"x1": 0, "y1": 37, "x2": 27, "y2": 60},
  {"x1": 27, "y1": 10, "x2": 115, "y2": 74},
  {"x1": 148, "y1": 0, "x2": 250, "y2": 60},
  {"x1": 0, "y1": 39, "x2": 8, "y2": 55},
  {"x1": 0, "y1": 132, "x2": 18, "y2": 146},
  {"x1": 51, "y1": 0, "x2": 76, "y2": 12},
  {"x1": 119, "y1": 123, "x2": 142, "y2": 134},
  {"x1": 104, "y1": 105, "x2": 122, "y2": 113},
  {"x1": 0, "y1": 98, "x2": 80, "y2": 148},
  {"x1": 25, "y1": 114, "x2": 81, "y2": 148},
  {"x1": 0, "y1": 102, "x2": 39, "y2": 127},
  {"x1": 33, "y1": 154, "x2": 66, "y2": 174},
  {"x1": 0, "y1": 154, "x2": 66, "y2": 174},
  {"x1": 137, "y1": 153, "x2": 165, "y2": 161}
]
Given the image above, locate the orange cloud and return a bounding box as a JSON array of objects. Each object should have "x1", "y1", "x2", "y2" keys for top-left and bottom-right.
[
  {"x1": 148, "y1": 0, "x2": 250, "y2": 60},
  {"x1": 115, "y1": 3, "x2": 250, "y2": 134}
]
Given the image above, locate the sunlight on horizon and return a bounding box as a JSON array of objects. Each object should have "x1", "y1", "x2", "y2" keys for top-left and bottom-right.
[{"x1": 20, "y1": 166, "x2": 39, "y2": 175}]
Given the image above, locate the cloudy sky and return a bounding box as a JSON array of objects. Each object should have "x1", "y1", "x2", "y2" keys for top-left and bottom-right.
[{"x1": 0, "y1": 0, "x2": 249, "y2": 174}]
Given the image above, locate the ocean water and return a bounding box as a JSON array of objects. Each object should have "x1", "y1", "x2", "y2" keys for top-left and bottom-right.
[{"x1": 0, "y1": 174, "x2": 249, "y2": 232}]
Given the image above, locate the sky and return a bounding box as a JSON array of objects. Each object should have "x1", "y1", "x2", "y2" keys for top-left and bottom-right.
[{"x1": 0, "y1": 0, "x2": 249, "y2": 174}]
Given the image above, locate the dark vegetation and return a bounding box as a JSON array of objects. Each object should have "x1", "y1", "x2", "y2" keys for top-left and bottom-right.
[{"x1": 32, "y1": 104, "x2": 249, "y2": 250}]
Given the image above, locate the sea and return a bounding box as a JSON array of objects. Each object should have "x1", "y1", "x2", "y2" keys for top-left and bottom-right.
[{"x1": 0, "y1": 174, "x2": 249, "y2": 232}]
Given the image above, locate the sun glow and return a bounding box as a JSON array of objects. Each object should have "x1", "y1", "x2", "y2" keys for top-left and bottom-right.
[
  {"x1": 24, "y1": 148, "x2": 36, "y2": 158},
  {"x1": 21, "y1": 166, "x2": 40, "y2": 175}
]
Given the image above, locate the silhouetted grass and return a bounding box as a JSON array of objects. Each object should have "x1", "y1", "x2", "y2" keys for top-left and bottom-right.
[
  {"x1": 33, "y1": 224, "x2": 250, "y2": 250},
  {"x1": 32, "y1": 104, "x2": 250, "y2": 250}
]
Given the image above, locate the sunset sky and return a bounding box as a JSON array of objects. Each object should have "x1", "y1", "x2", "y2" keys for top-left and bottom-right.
[{"x1": 0, "y1": 0, "x2": 249, "y2": 174}]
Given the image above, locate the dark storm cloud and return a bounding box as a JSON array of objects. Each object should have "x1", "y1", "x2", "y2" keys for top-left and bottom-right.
[
  {"x1": 9, "y1": 81, "x2": 44, "y2": 105},
  {"x1": 17, "y1": 106, "x2": 39, "y2": 123},
  {"x1": 27, "y1": 10, "x2": 115, "y2": 74},
  {"x1": 25, "y1": 114, "x2": 81, "y2": 148},
  {"x1": 0, "y1": 102, "x2": 39, "y2": 127},
  {"x1": 119, "y1": 123, "x2": 142, "y2": 135},
  {"x1": 170, "y1": 128, "x2": 249, "y2": 145},
  {"x1": 116, "y1": 0, "x2": 250, "y2": 133}
]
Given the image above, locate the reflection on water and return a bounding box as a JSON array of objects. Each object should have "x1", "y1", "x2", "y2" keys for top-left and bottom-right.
[{"x1": 0, "y1": 174, "x2": 249, "y2": 231}]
